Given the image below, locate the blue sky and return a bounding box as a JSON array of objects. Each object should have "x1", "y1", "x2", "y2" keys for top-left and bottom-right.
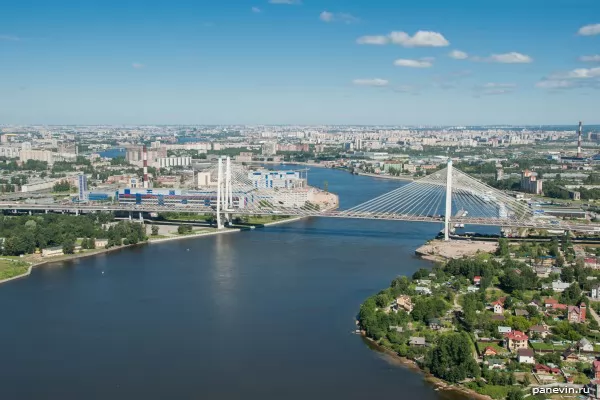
[{"x1": 0, "y1": 0, "x2": 599, "y2": 125}]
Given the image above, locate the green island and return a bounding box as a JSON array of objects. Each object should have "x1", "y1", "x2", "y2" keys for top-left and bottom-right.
[{"x1": 358, "y1": 236, "x2": 600, "y2": 400}]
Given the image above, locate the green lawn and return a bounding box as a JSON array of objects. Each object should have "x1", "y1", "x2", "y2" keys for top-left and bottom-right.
[
  {"x1": 0, "y1": 259, "x2": 30, "y2": 280},
  {"x1": 530, "y1": 342, "x2": 568, "y2": 351},
  {"x1": 477, "y1": 342, "x2": 507, "y2": 355}
]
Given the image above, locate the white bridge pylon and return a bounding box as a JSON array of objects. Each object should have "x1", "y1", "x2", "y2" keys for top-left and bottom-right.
[{"x1": 340, "y1": 159, "x2": 534, "y2": 240}]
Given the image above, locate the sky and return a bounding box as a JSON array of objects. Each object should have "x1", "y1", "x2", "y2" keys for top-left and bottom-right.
[{"x1": 0, "y1": 0, "x2": 599, "y2": 126}]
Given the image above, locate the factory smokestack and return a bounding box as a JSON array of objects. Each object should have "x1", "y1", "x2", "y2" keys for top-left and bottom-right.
[
  {"x1": 578, "y1": 121, "x2": 583, "y2": 158},
  {"x1": 143, "y1": 145, "x2": 149, "y2": 188}
]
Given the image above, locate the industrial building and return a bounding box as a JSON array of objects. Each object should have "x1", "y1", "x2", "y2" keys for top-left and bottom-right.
[
  {"x1": 248, "y1": 170, "x2": 306, "y2": 189},
  {"x1": 78, "y1": 174, "x2": 88, "y2": 202}
]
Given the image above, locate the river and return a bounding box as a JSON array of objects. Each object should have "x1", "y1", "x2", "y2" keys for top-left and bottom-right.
[{"x1": 0, "y1": 167, "x2": 477, "y2": 400}]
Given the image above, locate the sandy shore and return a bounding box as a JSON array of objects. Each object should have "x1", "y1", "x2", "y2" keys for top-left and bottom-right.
[{"x1": 415, "y1": 239, "x2": 498, "y2": 262}]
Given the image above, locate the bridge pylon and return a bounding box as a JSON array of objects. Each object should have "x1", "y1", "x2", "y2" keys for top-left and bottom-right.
[{"x1": 444, "y1": 159, "x2": 452, "y2": 241}]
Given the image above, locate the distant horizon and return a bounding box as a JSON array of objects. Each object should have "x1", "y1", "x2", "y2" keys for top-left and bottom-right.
[{"x1": 2, "y1": 122, "x2": 599, "y2": 129}]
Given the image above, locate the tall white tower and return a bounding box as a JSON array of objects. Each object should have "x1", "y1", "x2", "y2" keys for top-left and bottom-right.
[{"x1": 444, "y1": 159, "x2": 453, "y2": 241}]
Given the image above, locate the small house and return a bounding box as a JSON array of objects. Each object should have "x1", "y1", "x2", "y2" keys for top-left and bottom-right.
[
  {"x1": 517, "y1": 348, "x2": 535, "y2": 364},
  {"x1": 409, "y1": 337, "x2": 426, "y2": 347}
]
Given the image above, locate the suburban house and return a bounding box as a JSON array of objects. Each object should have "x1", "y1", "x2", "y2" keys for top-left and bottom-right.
[
  {"x1": 515, "y1": 309, "x2": 529, "y2": 317},
  {"x1": 504, "y1": 330, "x2": 528, "y2": 352},
  {"x1": 534, "y1": 364, "x2": 561, "y2": 375},
  {"x1": 517, "y1": 348, "x2": 535, "y2": 364},
  {"x1": 591, "y1": 284, "x2": 600, "y2": 300},
  {"x1": 498, "y1": 326, "x2": 512, "y2": 334},
  {"x1": 94, "y1": 238, "x2": 109, "y2": 248},
  {"x1": 594, "y1": 360, "x2": 600, "y2": 380},
  {"x1": 473, "y1": 276, "x2": 481, "y2": 286},
  {"x1": 528, "y1": 324, "x2": 550, "y2": 339},
  {"x1": 486, "y1": 359, "x2": 505, "y2": 370},
  {"x1": 544, "y1": 298, "x2": 568, "y2": 311},
  {"x1": 395, "y1": 295, "x2": 413, "y2": 313},
  {"x1": 562, "y1": 348, "x2": 580, "y2": 362},
  {"x1": 567, "y1": 303, "x2": 587, "y2": 323},
  {"x1": 42, "y1": 246, "x2": 64, "y2": 257},
  {"x1": 491, "y1": 298, "x2": 505, "y2": 314},
  {"x1": 428, "y1": 318, "x2": 442, "y2": 330},
  {"x1": 578, "y1": 337, "x2": 594, "y2": 352},
  {"x1": 483, "y1": 346, "x2": 498, "y2": 357},
  {"x1": 409, "y1": 337, "x2": 426, "y2": 347},
  {"x1": 415, "y1": 286, "x2": 432, "y2": 295}
]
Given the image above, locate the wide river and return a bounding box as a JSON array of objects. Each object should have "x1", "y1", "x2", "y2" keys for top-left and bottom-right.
[{"x1": 0, "y1": 167, "x2": 475, "y2": 400}]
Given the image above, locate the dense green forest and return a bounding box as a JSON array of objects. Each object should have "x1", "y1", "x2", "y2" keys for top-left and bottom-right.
[{"x1": 0, "y1": 214, "x2": 147, "y2": 256}]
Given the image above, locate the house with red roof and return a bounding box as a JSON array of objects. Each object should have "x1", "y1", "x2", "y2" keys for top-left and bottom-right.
[
  {"x1": 473, "y1": 276, "x2": 481, "y2": 286},
  {"x1": 483, "y1": 346, "x2": 498, "y2": 356},
  {"x1": 534, "y1": 364, "x2": 561, "y2": 375},
  {"x1": 593, "y1": 360, "x2": 600, "y2": 380},
  {"x1": 491, "y1": 297, "x2": 506, "y2": 314},
  {"x1": 504, "y1": 330, "x2": 528, "y2": 352},
  {"x1": 568, "y1": 303, "x2": 586, "y2": 323}
]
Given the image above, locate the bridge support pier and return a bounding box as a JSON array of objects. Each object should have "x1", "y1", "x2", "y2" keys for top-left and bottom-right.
[
  {"x1": 138, "y1": 212, "x2": 144, "y2": 224},
  {"x1": 129, "y1": 212, "x2": 132, "y2": 221},
  {"x1": 444, "y1": 159, "x2": 453, "y2": 241},
  {"x1": 216, "y1": 157, "x2": 224, "y2": 229}
]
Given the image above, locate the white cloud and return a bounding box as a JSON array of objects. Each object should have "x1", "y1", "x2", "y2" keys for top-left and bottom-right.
[
  {"x1": 132, "y1": 63, "x2": 144, "y2": 69},
  {"x1": 320, "y1": 11, "x2": 359, "y2": 24},
  {"x1": 482, "y1": 82, "x2": 517, "y2": 88},
  {"x1": 394, "y1": 59, "x2": 432, "y2": 68},
  {"x1": 356, "y1": 30, "x2": 449, "y2": 47},
  {"x1": 580, "y1": 55, "x2": 600, "y2": 62},
  {"x1": 352, "y1": 78, "x2": 389, "y2": 87},
  {"x1": 252, "y1": 7, "x2": 261, "y2": 13},
  {"x1": 356, "y1": 35, "x2": 388, "y2": 45},
  {"x1": 567, "y1": 67, "x2": 600, "y2": 78},
  {"x1": 578, "y1": 23, "x2": 600, "y2": 36},
  {"x1": 389, "y1": 30, "x2": 449, "y2": 47},
  {"x1": 487, "y1": 52, "x2": 533, "y2": 63},
  {"x1": 269, "y1": 0, "x2": 301, "y2": 4},
  {"x1": 449, "y1": 50, "x2": 468, "y2": 59},
  {"x1": 536, "y1": 67, "x2": 600, "y2": 90}
]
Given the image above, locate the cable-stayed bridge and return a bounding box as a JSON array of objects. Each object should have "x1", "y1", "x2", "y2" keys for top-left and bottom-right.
[{"x1": 0, "y1": 159, "x2": 593, "y2": 239}]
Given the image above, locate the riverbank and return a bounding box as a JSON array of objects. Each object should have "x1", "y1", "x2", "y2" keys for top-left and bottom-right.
[
  {"x1": 356, "y1": 172, "x2": 414, "y2": 182},
  {"x1": 2, "y1": 215, "x2": 307, "y2": 285},
  {"x1": 362, "y1": 336, "x2": 492, "y2": 400}
]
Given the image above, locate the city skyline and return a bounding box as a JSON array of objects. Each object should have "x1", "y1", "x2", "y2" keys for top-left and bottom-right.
[{"x1": 0, "y1": 0, "x2": 599, "y2": 125}]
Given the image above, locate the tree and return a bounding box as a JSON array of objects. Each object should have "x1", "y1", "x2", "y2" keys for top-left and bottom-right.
[
  {"x1": 425, "y1": 332, "x2": 480, "y2": 383},
  {"x1": 151, "y1": 225, "x2": 159, "y2": 236},
  {"x1": 556, "y1": 255, "x2": 565, "y2": 268},
  {"x1": 496, "y1": 238, "x2": 510, "y2": 257},
  {"x1": 62, "y1": 238, "x2": 75, "y2": 254},
  {"x1": 507, "y1": 387, "x2": 524, "y2": 400}
]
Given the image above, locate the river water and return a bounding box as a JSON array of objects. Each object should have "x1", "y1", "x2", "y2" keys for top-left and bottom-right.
[{"x1": 0, "y1": 167, "x2": 473, "y2": 400}]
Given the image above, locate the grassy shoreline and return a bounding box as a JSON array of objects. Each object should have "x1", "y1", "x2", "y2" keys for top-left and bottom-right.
[{"x1": 0, "y1": 216, "x2": 306, "y2": 286}]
